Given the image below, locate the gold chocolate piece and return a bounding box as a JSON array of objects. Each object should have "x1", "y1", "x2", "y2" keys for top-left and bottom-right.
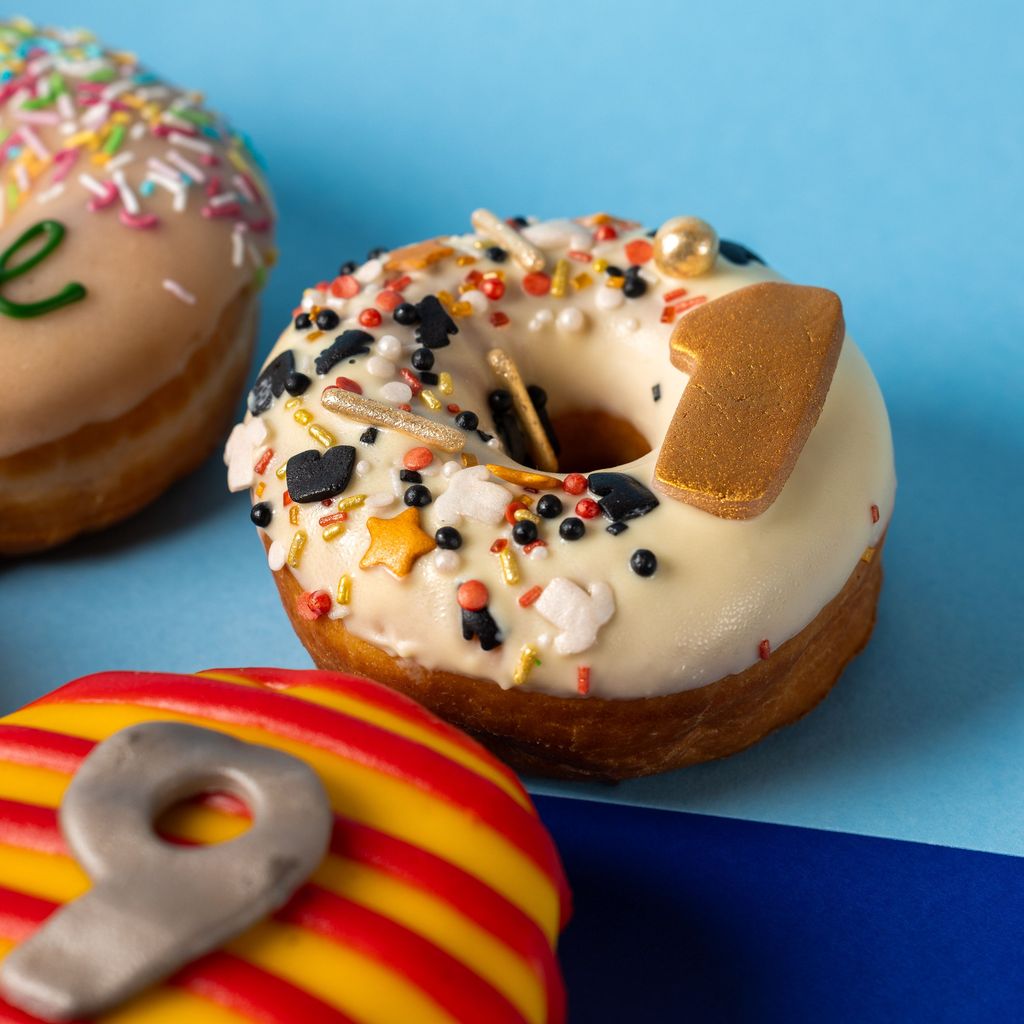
[
  {"x1": 359, "y1": 507, "x2": 436, "y2": 578},
  {"x1": 485, "y1": 464, "x2": 562, "y2": 490},
  {"x1": 652, "y1": 216, "x2": 719, "y2": 278},
  {"x1": 486, "y1": 348, "x2": 559, "y2": 473},
  {"x1": 383, "y1": 238, "x2": 454, "y2": 272},
  {"x1": 321, "y1": 389, "x2": 465, "y2": 452},
  {"x1": 654, "y1": 282, "x2": 845, "y2": 519},
  {"x1": 471, "y1": 208, "x2": 546, "y2": 273}
]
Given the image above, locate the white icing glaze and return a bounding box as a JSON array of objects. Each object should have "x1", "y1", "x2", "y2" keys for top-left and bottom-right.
[{"x1": 233, "y1": 215, "x2": 895, "y2": 699}]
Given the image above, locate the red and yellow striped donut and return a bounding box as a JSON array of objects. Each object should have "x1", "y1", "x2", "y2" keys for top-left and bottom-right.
[{"x1": 0, "y1": 668, "x2": 570, "y2": 1024}]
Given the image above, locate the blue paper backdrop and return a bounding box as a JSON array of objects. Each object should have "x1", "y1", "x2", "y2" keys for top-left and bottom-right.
[{"x1": 2, "y1": 0, "x2": 1022, "y2": 857}]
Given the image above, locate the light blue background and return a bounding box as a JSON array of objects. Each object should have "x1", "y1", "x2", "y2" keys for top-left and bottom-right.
[{"x1": 3, "y1": 1, "x2": 1022, "y2": 855}]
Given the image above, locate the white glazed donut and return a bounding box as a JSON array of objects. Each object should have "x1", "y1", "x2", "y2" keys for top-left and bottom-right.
[{"x1": 227, "y1": 211, "x2": 895, "y2": 778}]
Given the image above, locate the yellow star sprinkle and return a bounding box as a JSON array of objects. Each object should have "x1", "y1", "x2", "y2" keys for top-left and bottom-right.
[{"x1": 359, "y1": 507, "x2": 436, "y2": 579}]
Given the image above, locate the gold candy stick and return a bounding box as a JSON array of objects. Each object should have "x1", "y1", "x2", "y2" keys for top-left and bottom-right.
[
  {"x1": 471, "y1": 208, "x2": 546, "y2": 273},
  {"x1": 321, "y1": 389, "x2": 465, "y2": 453},
  {"x1": 486, "y1": 348, "x2": 559, "y2": 473}
]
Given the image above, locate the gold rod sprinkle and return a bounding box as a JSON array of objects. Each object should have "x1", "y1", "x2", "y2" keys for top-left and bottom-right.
[
  {"x1": 287, "y1": 529, "x2": 307, "y2": 568},
  {"x1": 337, "y1": 573, "x2": 352, "y2": 604},
  {"x1": 470, "y1": 208, "x2": 546, "y2": 273},
  {"x1": 321, "y1": 388, "x2": 465, "y2": 452},
  {"x1": 498, "y1": 546, "x2": 520, "y2": 585},
  {"x1": 513, "y1": 643, "x2": 540, "y2": 686},
  {"x1": 486, "y1": 348, "x2": 558, "y2": 473}
]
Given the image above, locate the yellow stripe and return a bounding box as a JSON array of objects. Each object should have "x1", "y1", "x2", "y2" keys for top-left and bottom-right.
[
  {"x1": 3, "y1": 702, "x2": 559, "y2": 941},
  {"x1": 199, "y1": 671, "x2": 530, "y2": 810},
  {"x1": 0, "y1": 939, "x2": 250, "y2": 1024},
  {"x1": 0, "y1": 844, "x2": 85, "y2": 902},
  {"x1": 228, "y1": 921, "x2": 456, "y2": 1024},
  {"x1": 0, "y1": 761, "x2": 69, "y2": 806}
]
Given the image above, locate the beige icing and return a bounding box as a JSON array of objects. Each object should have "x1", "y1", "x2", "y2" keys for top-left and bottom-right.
[
  {"x1": 234, "y1": 215, "x2": 895, "y2": 700},
  {"x1": 0, "y1": 21, "x2": 274, "y2": 458}
]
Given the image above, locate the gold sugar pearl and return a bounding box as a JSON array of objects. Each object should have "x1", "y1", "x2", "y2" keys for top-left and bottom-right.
[{"x1": 653, "y1": 216, "x2": 719, "y2": 278}]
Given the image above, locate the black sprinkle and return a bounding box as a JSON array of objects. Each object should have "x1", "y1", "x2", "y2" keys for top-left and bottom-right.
[
  {"x1": 367, "y1": 247, "x2": 387, "y2": 260},
  {"x1": 652, "y1": 383, "x2": 661, "y2": 402},
  {"x1": 646, "y1": 227, "x2": 657, "y2": 237},
  {"x1": 623, "y1": 275, "x2": 647, "y2": 299},
  {"x1": 605, "y1": 265, "x2": 625, "y2": 278},
  {"x1": 537, "y1": 494, "x2": 563, "y2": 519},
  {"x1": 419, "y1": 371, "x2": 439, "y2": 386},
  {"x1": 559, "y1": 517, "x2": 585, "y2": 541},
  {"x1": 410, "y1": 347, "x2": 435, "y2": 371},
  {"x1": 476, "y1": 429, "x2": 494, "y2": 443},
  {"x1": 399, "y1": 469, "x2": 422, "y2": 484},
  {"x1": 338, "y1": 260, "x2": 357, "y2": 275},
  {"x1": 606, "y1": 522, "x2": 629, "y2": 536},
  {"x1": 294, "y1": 312, "x2": 312, "y2": 330},
  {"x1": 454, "y1": 411, "x2": 479, "y2": 431},
  {"x1": 359, "y1": 427, "x2": 378, "y2": 445},
  {"x1": 630, "y1": 549, "x2": 658, "y2": 577},
  {"x1": 588, "y1": 472, "x2": 660, "y2": 522},
  {"x1": 462, "y1": 607, "x2": 502, "y2": 650},
  {"x1": 719, "y1": 240, "x2": 765, "y2": 266},
  {"x1": 404, "y1": 484, "x2": 432, "y2": 507},
  {"x1": 250, "y1": 502, "x2": 272, "y2": 528},
  {"x1": 315, "y1": 308, "x2": 340, "y2": 331},
  {"x1": 435, "y1": 526, "x2": 462, "y2": 550},
  {"x1": 248, "y1": 350, "x2": 296, "y2": 414},
  {"x1": 284, "y1": 371, "x2": 311, "y2": 397},
  {"x1": 393, "y1": 302, "x2": 420, "y2": 326},
  {"x1": 527, "y1": 384, "x2": 560, "y2": 455},
  {"x1": 487, "y1": 388, "x2": 530, "y2": 464},
  {"x1": 415, "y1": 294, "x2": 458, "y2": 349},
  {"x1": 314, "y1": 330, "x2": 373, "y2": 375},
  {"x1": 510, "y1": 216, "x2": 529, "y2": 228},
  {"x1": 485, "y1": 245, "x2": 508, "y2": 263},
  {"x1": 286, "y1": 446, "x2": 356, "y2": 503},
  {"x1": 512, "y1": 520, "x2": 538, "y2": 545}
]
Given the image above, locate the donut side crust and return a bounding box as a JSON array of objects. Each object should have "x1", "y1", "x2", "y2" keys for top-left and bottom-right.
[
  {"x1": 0, "y1": 288, "x2": 257, "y2": 555},
  {"x1": 271, "y1": 536, "x2": 885, "y2": 780}
]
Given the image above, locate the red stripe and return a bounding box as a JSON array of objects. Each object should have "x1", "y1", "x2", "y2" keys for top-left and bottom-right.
[
  {"x1": 281, "y1": 886, "x2": 528, "y2": 1024},
  {"x1": 40, "y1": 673, "x2": 564, "y2": 891},
  {"x1": 0, "y1": 726, "x2": 95, "y2": 773},
  {"x1": 209, "y1": 666, "x2": 529, "y2": 799},
  {"x1": 0, "y1": 800, "x2": 563, "y2": 1022},
  {"x1": 174, "y1": 952, "x2": 357, "y2": 1024},
  {"x1": 0, "y1": 885, "x2": 55, "y2": 941}
]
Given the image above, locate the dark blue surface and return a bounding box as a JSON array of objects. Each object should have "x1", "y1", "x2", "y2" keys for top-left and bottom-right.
[{"x1": 536, "y1": 796, "x2": 1024, "y2": 1023}]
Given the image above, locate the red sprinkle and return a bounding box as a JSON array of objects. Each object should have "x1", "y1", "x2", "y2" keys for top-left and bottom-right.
[
  {"x1": 871, "y1": 504, "x2": 880, "y2": 524},
  {"x1": 398, "y1": 403, "x2": 412, "y2": 412},
  {"x1": 375, "y1": 289, "x2": 402, "y2": 312},
  {"x1": 663, "y1": 287, "x2": 688, "y2": 303},
  {"x1": 318, "y1": 511, "x2": 348, "y2": 526},
  {"x1": 296, "y1": 590, "x2": 332, "y2": 622},
  {"x1": 562, "y1": 473, "x2": 587, "y2": 496},
  {"x1": 446, "y1": 403, "x2": 461, "y2": 414},
  {"x1": 660, "y1": 306, "x2": 678, "y2": 324},
  {"x1": 282, "y1": 491, "x2": 292, "y2": 506},
  {"x1": 674, "y1": 295, "x2": 708, "y2": 315},
  {"x1": 457, "y1": 580, "x2": 489, "y2": 612},
  {"x1": 489, "y1": 311, "x2": 510, "y2": 327},
  {"x1": 334, "y1": 376, "x2": 362, "y2": 394},
  {"x1": 253, "y1": 448, "x2": 274, "y2": 475},
  {"x1": 523, "y1": 540, "x2": 547, "y2": 554},
  {"x1": 518, "y1": 585, "x2": 543, "y2": 608},
  {"x1": 594, "y1": 225, "x2": 618, "y2": 242},
  {"x1": 567, "y1": 249, "x2": 592, "y2": 263},
  {"x1": 403, "y1": 447, "x2": 433, "y2": 471},
  {"x1": 575, "y1": 498, "x2": 600, "y2": 519},
  {"x1": 505, "y1": 501, "x2": 526, "y2": 526},
  {"x1": 759, "y1": 639, "x2": 772, "y2": 660},
  {"x1": 399, "y1": 368, "x2": 423, "y2": 395},
  {"x1": 358, "y1": 308, "x2": 382, "y2": 328},
  {"x1": 577, "y1": 666, "x2": 591, "y2": 696},
  {"x1": 480, "y1": 278, "x2": 505, "y2": 301},
  {"x1": 330, "y1": 275, "x2": 360, "y2": 299},
  {"x1": 386, "y1": 274, "x2": 412, "y2": 292},
  {"x1": 489, "y1": 538, "x2": 508, "y2": 554},
  {"x1": 522, "y1": 272, "x2": 551, "y2": 296},
  {"x1": 625, "y1": 238, "x2": 653, "y2": 264}
]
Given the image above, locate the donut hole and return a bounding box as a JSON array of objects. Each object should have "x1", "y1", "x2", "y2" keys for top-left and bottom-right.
[
  {"x1": 153, "y1": 790, "x2": 253, "y2": 847},
  {"x1": 549, "y1": 408, "x2": 652, "y2": 474}
]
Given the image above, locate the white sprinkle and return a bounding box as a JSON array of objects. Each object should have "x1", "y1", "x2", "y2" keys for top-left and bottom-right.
[
  {"x1": 375, "y1": 335, "x2": 402, "y2": 360},
  {"x1": 101, "y1": 79, "x2": 134, "y2": 101},
  {"x1": 433, "y1": 549, "x2": 460, "y2": 574},
  {"x1": 77, "y1": 173, "x2": 108, "y2": 198},
  {"x1": 442, "y1": 460, "x2": 461, "y2": 478},
  {"x1": 528, "y1": 308, "x2": 554, "y2": 333},
  {"x1": 233, "y1": 173, "x2": 257, "y2": 203},
  {"x1": 169, "y1": 132, "x2": 213, "y2": 154},
  {"x1": 18, "y1": 125, "x2": 49, "y2": 160},
  {"x1": 15, "y1": 109, "x2": 59, "y2": 127},
  {"x1": 129, "y1": 122, "x2": 146, "y2": 141},
  {"x1": 148, "y1": 156, "x2": 181, "y2": 181},
  {"x1": 229, "y1": 224, "x2": 246, "y2": 268},
  {"x1": 166, "y1": 149, "x2": 205, "y2": 183},
  {"x1": 615, "y1": 316, "x2": 640, "y2": 335},
  {"x1": 147, "y1": 170, "x2": 185, "y2": 197},
  {"x1": 35, "y1": 183, "x2": 66, "y2": 205},
  {"x1": 355, "y1": 258, "x2": 383, "y2": 284},
  {"x1": 208, "y1": 191, "x2": 239, "y2": 209},
  {"x1": 173, "y1": 188, "x2": 188, "y2": 213},
  {"x1": 462, "y1": 289, "x2": 488, "y2": 314},
  {"x1": 366, "y1": 355, "x2": 395, "y2": 378},
  {"x1": 556, "y1": 307, "x2": 586, "y2": 333},
  {"x1": 522, "y1": 218, "x2": 592, "y2": 251},
  {"x1": 56, "y1": 93, "x2": 74, "y2": 120},
  {"x1": 105, "y1": 151, "x2": 135, "y2": 173},
  {"x1": 325, "y1": 297, "x2": 345, "y2": 311},
  {"x1": 355, "y1": 460, "x2": 371, "y2": 477},
  {"x1": 366, "y1": 491, "x2": 395, "y2": 508},
  {"x1": 390, "y1": 468, "x2": 405, "y2": 498},
  {"x1": 14, "y1": 164, "x2": 29, "y2": 192},
  {"x1": 112, "y1": 169, "x2": 139, "y2": 214},
  {"x1": 379, "y1": 381, "x2": 413, "y2": 405},
  {"x1": 267, "y1": 541, "x2": 286, "y2": 571},
  {"x1": 162, "y1": 279, "x2": 196, "y2": 305},
  {"x1": 596, "y1": 286, "x2": 625, "y2": 310},
  {"x1": 80, "y1": 102, "x2": 110, "y2": 128},
  {"x1": 135, "y1": 86, "x2": 171, "y2": 101},
  {"x1": 528, "y1": 544, "x2": 550, "y2": 560}
]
